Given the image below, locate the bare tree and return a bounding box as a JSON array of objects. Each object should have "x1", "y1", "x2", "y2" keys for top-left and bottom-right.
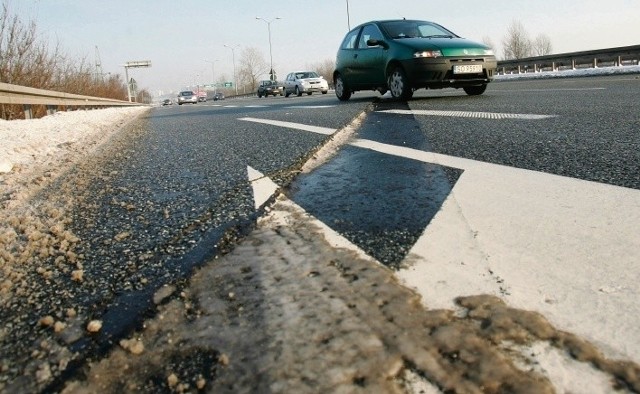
[
  {"x1": 481, "y1": 35, "x2": 496, "y2": 50},
  {"x1": 1, "y1": 0, "x2": 129, "y2": 119},
  {"x1": 237, "y1": 47, "x2": 268, "y2": 92},
  {"x1": 501, "y1": 20, "x2": 532, "y2": 60},
  {"x1": 306, "y1": 58, "x2": 334, "y2": 83},
  {"x1": 532, "y1": 34, "x2": 553, "y2": 56}
]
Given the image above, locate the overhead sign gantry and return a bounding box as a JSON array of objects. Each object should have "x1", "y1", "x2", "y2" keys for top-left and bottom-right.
[{"x1": 123, "y1": 60, "x2": 152, "y2": 102}]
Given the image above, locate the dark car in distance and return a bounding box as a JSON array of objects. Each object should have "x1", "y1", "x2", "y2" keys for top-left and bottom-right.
[
  {"x1": 257, "y1": 80, "x2": 284, "y2": 97},
  {"x1": 213, "y1": 92, "x2": 225, "y2": 101},
  {"x1": 333, "y1": 19, "x2": 497, "y2": 100}
]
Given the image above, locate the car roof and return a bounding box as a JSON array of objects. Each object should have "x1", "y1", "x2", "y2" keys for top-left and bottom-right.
[
  {"x1": 351, "y1": 19, "x2": 436, "y2": 30},
  {"x1": 359, "y1": 19, "x2": 433, "y2": 25}
]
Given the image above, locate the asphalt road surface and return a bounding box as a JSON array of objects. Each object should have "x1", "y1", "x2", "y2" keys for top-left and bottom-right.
[{"x1": 2, "y1": 75, "x2": 639, "y2": 393}]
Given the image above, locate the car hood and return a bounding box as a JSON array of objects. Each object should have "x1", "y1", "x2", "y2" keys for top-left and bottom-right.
[
  {"x1": 299, "y1": 78, "x2": 325, "y2": 83},
  {"x1": 398, "y1": 37, "x2": 491, "y2": 56}
]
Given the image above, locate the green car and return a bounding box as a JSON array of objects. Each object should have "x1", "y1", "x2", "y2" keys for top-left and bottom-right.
[{"x1": 333, "y1": 19, "x2": 497, "y2": 101}]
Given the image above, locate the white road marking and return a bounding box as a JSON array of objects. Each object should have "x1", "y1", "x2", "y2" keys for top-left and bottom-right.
[
  {"x1": 491, "y1": 87, "x2": 606, "y2": 92},
  {"x1": 239, "y1": 117, "x2": 335, "y2": 135},
  {"x1": 245, "y1": 105, "x2": 268, "y2": 108},
  {"x1": 247, "y1": 166, "x2": 280, "y2": 210},
  {"x1": 285, "y1": 105, "x2": 336, "y2": 109},
  {"x1": 350, "y1": 137, "x2": 640, "y2": 362},
  {"x1": 379, "y1": 109, "x2": 557, "y2": 120},
  {"x1": 241, "y1": 108, "x2": 640, "y2": 365}
]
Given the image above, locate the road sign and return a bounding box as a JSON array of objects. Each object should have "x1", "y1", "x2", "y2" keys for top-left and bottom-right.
[
  {"x1": 125, "y1": 60, "x2": 152, "y2": 68},
  {"x1": 224, "y1": 82, "x2": 233, "y2": 87}
]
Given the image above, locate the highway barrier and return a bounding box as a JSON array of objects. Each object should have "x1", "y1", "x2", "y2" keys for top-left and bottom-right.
[
  {"x1": 497, "y1": 45, "x2": 640, "y2": 74},
  {"x1": 0, "y1": 82, "x2": 142, "y2": 119}
]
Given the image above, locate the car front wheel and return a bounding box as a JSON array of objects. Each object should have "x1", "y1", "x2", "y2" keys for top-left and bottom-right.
[
  {"x1": 334, "y1": 74, "x2": 351, "y2": 101},
  {"x1": 295, "y1": 86, "x2": 302, "y2": 97},
  {"x1": 388, "y1": 67, "x2": 413, "y2": 100},
  {"x1": 463, "y1": 84, "x2": 487, "y2": 96}
]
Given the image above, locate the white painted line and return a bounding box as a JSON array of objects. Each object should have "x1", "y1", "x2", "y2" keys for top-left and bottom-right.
[
  {"x1": 247, "y1": 166, "x2": 279, "y2": 210},
  {"x1": 245, "y1": 105, "x2": 268, "y2": 108},
  {"x1": 239, "y1": 117, "x2": 335, "y2": 135},
  {"x1": 285, "y1": 105, "x2": 336, "y2": 109},
  {"x1": 492, "y1": 87, "x2": 606, "y2": 92},
  {"x1": 378, "y1": 109, "x2": 557, "y2": 120},
  {"x1": 351, "y1": 137, "x2": 640, "y2": 362}
]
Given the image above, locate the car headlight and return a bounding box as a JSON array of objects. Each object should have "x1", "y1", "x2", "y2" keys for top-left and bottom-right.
[
  {"x1": 414, "y1": 50, "x2": 442, "y2": 58},
  {"x1": 484, "y1": 49, "x2": 495, "y2": 56}
]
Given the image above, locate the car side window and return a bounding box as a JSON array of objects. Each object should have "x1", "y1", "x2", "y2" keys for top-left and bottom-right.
[
  {"x1": 341, "y1": 28, "x2": 360, "y2": 50},
  {"x1": 358, "y1": 24, "x2": 383, "y2": 49}
]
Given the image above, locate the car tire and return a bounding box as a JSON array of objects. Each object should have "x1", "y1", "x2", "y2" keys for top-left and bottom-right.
[
  {"x1": 321, "y1": 90, "x2": 328, "y2": 94},
  {"x1": 334, "y1": 74, "x2": 351, "y2": 101},
  {"x1": 388, "y1": 67, "x2": 413, "y2": 100},
  {"x1": 463, "y1": 84, "x2": 487, "y2": 96},
  {"x1": 307, "y1": 92, "x2": 312, "y2": 96},
  {"x1": 295, "y1": 86, "x2": 302, "y2": 97}
]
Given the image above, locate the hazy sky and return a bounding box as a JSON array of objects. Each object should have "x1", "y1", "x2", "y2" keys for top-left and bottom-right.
[{"x1": 13, "y1": 0, "x2": 640, "y2": 95}]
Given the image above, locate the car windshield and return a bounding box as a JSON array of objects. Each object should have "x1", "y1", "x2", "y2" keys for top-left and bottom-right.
[
  {"x1": 296, "y1": 72, "x2": 319, "y2": 79},
  {"x1": 380, "y1": 20, "x2": 456, "y2": 39},
  {"x1": 180, "y1": 91, "x2": 193, "y2": 96}
]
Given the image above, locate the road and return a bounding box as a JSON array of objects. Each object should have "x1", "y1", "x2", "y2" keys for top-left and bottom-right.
[{"x1": 2, "y1": 75, "x2": 639, "y2": 393}]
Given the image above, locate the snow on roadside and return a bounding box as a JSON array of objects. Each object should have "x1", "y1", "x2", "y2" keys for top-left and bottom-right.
[
  {"x1": 0, "y1": 106, "x2": 149, "y2": 206},
  {"x1": 0, "y1": 106, "x2": 149, "y2": 174}
]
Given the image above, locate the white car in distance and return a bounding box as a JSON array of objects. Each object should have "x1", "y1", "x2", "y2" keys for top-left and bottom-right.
[{"x1": 283, "y1": 71, "x2": 329, "y2": 97}]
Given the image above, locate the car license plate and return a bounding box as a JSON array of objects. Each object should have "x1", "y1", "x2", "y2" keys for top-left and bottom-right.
[{"x1": 453, "y1": 64, "x2": 483, "y2": 74}]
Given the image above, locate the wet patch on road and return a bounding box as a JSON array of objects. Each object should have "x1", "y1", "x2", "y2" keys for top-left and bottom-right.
[{"x1": 288, "y1": 102, "x2": 461, "y2": 268}]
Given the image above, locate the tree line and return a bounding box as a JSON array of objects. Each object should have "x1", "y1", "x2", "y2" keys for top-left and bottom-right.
[
  {"x1": 485, "y1": 20, "x2": 553, "y2": 60},
  {"x1": 0, "y1": 1, "x2": 148, "y2": 120}
]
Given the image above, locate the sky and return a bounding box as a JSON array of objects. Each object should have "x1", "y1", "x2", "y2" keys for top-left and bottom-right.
[{"x1": 10, "y1": 0, "x2": 640, "y2": 96}]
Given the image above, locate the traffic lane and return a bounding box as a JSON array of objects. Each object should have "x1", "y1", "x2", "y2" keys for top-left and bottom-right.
[
  {"x1": 397, "y1": 77, "x2": 640, "y2": 189},
  {"x1": 154, "y1": 92, "x2": 375, "y2": 132}
]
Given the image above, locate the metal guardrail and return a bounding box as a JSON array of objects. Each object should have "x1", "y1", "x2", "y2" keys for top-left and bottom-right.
[
  {"x1": 0, "y1": 82, "x2": 142, "y2": 119},
  {"x1": 496, "y1": 45, "x2": 640, "y2": 74}
]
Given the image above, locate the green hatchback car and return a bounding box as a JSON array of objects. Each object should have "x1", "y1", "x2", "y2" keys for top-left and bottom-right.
[{"x1": 334, "y1": 19, "x2": 497, "y2": 101}]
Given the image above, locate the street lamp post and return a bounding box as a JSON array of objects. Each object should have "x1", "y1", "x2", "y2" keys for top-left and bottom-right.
[
  {"x1": 346, "y1": 0, "x2": 351, "y2": 30},
  {"x1": 255, "y1": 17, "x2": 281, "y2": 81},
  {"x1": 204, "y1": 59, "x2": 218, "y2": 92},
  {"x1": 223, "y1": 44, "x2": 240, "y2": 96}
]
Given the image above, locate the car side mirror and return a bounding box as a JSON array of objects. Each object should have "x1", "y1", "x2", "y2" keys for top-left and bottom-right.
[{"x1": 367, "y1": 39, "x2": 388, "y2": 48}]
